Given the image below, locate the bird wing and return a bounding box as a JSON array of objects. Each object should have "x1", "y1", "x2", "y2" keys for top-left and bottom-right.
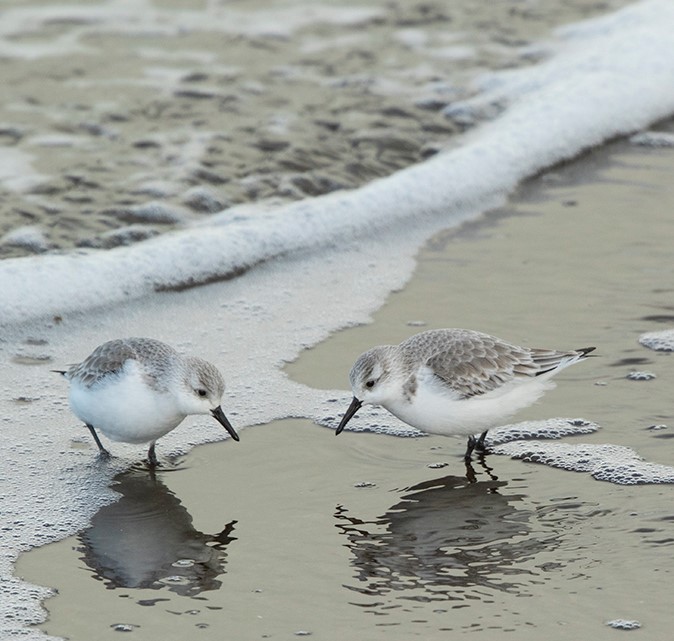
[
  {"x1": 402, "y1": 329, "x2": 539, "y2": 399},
  {"x1": 426, "y1": 344, "x2": 534, "y2": 398},
  {"x1": 66, "y1": 339, "x2": 138, "y2": 387}
]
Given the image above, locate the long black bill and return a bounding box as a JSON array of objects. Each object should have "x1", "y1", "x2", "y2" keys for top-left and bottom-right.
[
  {"x1": 335, "y1": 397, "x2": 362, "y2": 435},
  {"x1": 211, "y1": 405, "x2": 240, "y2": 442}
]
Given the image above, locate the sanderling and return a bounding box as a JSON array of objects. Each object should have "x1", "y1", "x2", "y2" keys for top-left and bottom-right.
[
  {"x1": 336, "y1": 328, "x2": 595, "y2": 460},
  {"x1": 58, "y1": 337, "x2": 239, "y2": 465}
]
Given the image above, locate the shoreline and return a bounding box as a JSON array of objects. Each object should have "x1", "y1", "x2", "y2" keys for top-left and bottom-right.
[
  {"x1": 16, "y1": 120, "x2": 674, "y2": 640},
  {"x1": 2, "y1": 1, "x2": 674, "y2": 638}
]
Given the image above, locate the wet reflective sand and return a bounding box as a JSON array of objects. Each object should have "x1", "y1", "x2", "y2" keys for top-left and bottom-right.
[{"x1": 18, "y1": 125, "x2": 674, "y2": 640}]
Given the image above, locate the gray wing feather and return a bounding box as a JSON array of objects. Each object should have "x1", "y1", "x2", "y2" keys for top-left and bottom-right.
[
  {"x1": 66, "y1": 338, "x2": 176, "y2": 387},
  {"x1": 401, "y1": 329, "x2": 581, "y2": 399}
]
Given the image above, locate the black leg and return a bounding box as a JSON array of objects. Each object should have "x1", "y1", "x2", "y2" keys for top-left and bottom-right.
[
  {"x1": 464, "y1": 435, "x2": 477, "y2": 461},
  {"x1": 464, "y1": 430, "x2": 489, "y2": 461},
  {"x1": 86, "y1": 424, "x2": 111, "y2": 460},
  {"x1": 147, "y1": 442, "x2": 159, "y2": 467},
  {"x1": 475, "y1": 430, "x2": 489, "y2": 453}
]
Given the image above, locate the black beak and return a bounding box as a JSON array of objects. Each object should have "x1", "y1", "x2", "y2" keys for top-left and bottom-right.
[
  {"x1": 211, "y1": 406, "x2": 240, "y2": 442},
  {"x1": 335, "y1": 397, "x2": 362, "y2": 435}
]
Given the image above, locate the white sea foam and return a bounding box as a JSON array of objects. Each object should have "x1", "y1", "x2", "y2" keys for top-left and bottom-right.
[
  {"x1": 630, "y1": 130, "x2": 674, "y2": 147},
  {"x1": 2, "y1": 0, "x2": 674, "y2": 328},
  {"x1": 639, "y1": 328, "x2": 674, "y2": 352},
  {"x1": 2, "y1": 1, "x2": 674, "y2": 637},
  {"x1": 493, "y1": 442, "x2": 674, "y2": 485},
  {"x1": 0, "y1": 225, "x2": 49, "y2": 253},
  {"x1": 605, "y1": 619, "x2": 642, "y2": 630}
]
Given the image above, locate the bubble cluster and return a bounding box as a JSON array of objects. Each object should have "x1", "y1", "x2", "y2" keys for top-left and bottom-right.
[
  {"x1": 0, "y1": 225, "x2": 49, "y2": 253},
  {"x1": 493, "y1": 441, "x2": 674, "y2": 485},
  {"x1": 626, "y1": 371, "x2": 656, "y2": 381},
  {"x1": 630, "y1": 130, "x2": 674, "y2": 147},
  {"x1": 314, "y1": 396, "x2": 424, "y2": 438},
  {"x1": 605, "y1": 619, "x2": 641, "y2": 630},
  {"x1": 111, "y1": 623, "x2": 139, "y2": 632},
  {"x1": 0, "y1": 437, "x2": 124, "y2": 638},
  {"x1": 639, "y1": 329, "x2": 674, "y2": 352},
  {"x1": 1, "y1": 0, "x2": 674, "y2": 634},
  {"x1": 486, "y1": 418, "x2": 599, "y2": 446}
]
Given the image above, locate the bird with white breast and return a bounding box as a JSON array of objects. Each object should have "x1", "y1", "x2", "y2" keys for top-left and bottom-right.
[
  {"x1": 336, "y1": 328, "x2": 595, "y2": 460},
  {"x1": 59, "y1": 337, "x2": 239, "y2": 466}
]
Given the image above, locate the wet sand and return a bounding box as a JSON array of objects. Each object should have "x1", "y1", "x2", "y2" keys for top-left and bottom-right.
[
  {"x1": 0, "y1": 0, "x2": 630, "y2": 257},
  {"x1": 17, "y1": 127, "x2": 674, "y2": 639}
]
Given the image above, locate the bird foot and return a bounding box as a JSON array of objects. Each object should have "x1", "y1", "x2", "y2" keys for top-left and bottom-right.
[
  {"x1": 464, "y1": 432, "x2": 490, "y2": 461},
  {"x1": 96, "y1": 449, "x2": 112, "y2": 462}
]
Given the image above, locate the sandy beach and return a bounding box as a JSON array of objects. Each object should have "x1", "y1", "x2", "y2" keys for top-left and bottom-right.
[
  {"x1": 16, "y1": 123, "x2": 674, "y2": 640},
  {"x1": 2, "y1": 1, "x2": 674, "y2": 639}
]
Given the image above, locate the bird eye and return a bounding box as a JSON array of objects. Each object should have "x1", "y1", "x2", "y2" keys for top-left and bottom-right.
[
  {"x1": 365, "y1": 380, "x2": 375, "y2": 389},
  {"x1": 197, "y1": 389, "x2": 207, "y2": 397}
]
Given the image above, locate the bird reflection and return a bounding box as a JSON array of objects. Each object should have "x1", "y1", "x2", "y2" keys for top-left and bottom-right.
[
  {"x1": 77, "y1": 469, "x2": 236, "y2": 597},
  {"x1": 336, "y1": 469, "x2": 555, "y2": 609}
]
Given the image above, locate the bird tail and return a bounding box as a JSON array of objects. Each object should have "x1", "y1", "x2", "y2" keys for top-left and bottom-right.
[{"x1": 532, "y1": 346, "x2": 597, "y2": 377}]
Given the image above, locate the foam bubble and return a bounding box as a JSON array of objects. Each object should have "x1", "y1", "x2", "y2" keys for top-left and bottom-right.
[
  {"x1": 486, "y1": 418, "x2": 600, "y2": 446},
  {"x1": 639, "y1": 329, "x2": 674, "y2": 352},
  {"x1": 111, "y1": 623, "x2": 138, "y2": 632},
  {"x1": 630, "y1": 130, "x2": 674, "y2": 147},
  {"x1": 2, "y1": 1, "x2": 674, "y2": 635},
  {"x1": 626, "y1": 371, "x2": 657, "y2": 381},
  {"x1": 314, "y1": 396, "x2": 424, "y2": 438},
  {"x1": 493, "y1": 441, "x2": 674, "y2": 485},
  {"x1": 605, "y1": 619, "x2": 641, "y2": 630},
  {"x1": 0, "y1": 454, "x2": 123, "y2": 638},
  {"x1": 2, "y1": 1, "x2": 674, "y2": 327},
  {"x1": 0, "y1": 226, "x2": 49, "y2": 253}
]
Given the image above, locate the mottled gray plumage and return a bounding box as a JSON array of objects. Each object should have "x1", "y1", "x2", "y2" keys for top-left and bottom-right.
[
  {"x1": 65, "y1": 338, "x2": 226, "y2": 400},
  {"x1": 61, "y1": 337, "x2": 236, "y2": 465},
  {"x1": 339, "y1": 328, "x2": 595, "y2": 460},
  {"x1": 66, "y1": 338, "x2": 178, "y2": 390},
  {"x1": 398, "y1": 328, "x2": 589, "y2": 400}
]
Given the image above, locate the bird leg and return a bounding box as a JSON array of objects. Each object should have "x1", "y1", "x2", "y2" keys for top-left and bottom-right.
[
  {"x1": 464, "y1": 435, "x2": 477, "y2": 461},
  {"x1": 464, "y1": 430, "x2": 489, "y2": 461},
  {"x1": 146, "y1": 441, "x2": 159, "y2": 467},
  {"x1": 86, "y1": 424, "x2": 111, "y2": 460},
  {"x1": 475, "y1": 430, "x2": 489, "y2": 453}
]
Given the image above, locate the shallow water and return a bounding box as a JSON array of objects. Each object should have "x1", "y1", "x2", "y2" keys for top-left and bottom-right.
[
  {"x1": 16, "y1": 124, "x2": 674, "y2": 639},
  {"x1": 4, "y1": 0, "x2": 674, "y2": 638}
]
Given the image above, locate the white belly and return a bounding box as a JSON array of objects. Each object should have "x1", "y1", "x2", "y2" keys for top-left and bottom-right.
[
  {"x1": 69, "y1": 366, "x2": 185, "y2": 444},
  {"x1": 385, "y1": 376, "x2": 555, "y2": 437}
]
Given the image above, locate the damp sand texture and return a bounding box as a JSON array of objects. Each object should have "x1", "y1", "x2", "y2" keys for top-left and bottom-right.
[{"x1": 0, "y1": 0, "x2": 631, "y2": 257}]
